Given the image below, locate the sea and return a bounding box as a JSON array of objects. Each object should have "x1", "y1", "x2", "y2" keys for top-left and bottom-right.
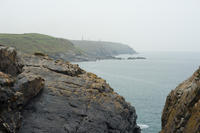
[{"x1": 77, "y1": 51, "x2": 200, "y2": 133}]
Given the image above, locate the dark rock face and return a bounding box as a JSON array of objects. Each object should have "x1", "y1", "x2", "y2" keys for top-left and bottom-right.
[
  {"x1": 0, "y1": 46, "x2": 140, "y2": 133},
  {"x1": 160, "y1": 67, "x2": 200, "y2": 133}
]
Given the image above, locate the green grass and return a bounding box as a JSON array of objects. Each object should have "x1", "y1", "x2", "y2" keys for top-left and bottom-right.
[
  {"x1": 0, "y1": 33, "x2": 83, "y2": 55},
  {"x1": 71, "y1": 40, "x2": 136, "y2": 57},
  {"x1": 0, "y1": 33, "x2": 136, "y2": 60}
]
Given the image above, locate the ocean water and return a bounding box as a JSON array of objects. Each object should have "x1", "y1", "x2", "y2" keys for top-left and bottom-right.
[{"x1": 77, "y1": 51, "x2": 200, "y2": 133}]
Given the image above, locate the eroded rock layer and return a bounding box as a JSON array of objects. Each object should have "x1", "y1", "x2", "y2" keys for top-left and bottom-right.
[
  {"x1": 0, "y1": 46, "x2": 140, "y2": 133},
  {"x1": 161, "y1": 68, "x2": 200, "y2": 133}
]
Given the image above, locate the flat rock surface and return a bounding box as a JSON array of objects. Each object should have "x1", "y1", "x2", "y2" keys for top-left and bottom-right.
[{"x1": 0, "y1": 46, "x2": 140, "y2": 133}]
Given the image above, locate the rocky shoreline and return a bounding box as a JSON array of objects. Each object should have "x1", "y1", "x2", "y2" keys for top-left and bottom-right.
[
  {"x1": 127, "y1": 57, "x2": 146, "y2": 60},
  {"x1": 50, "y1": 53, "x2": 142, "y2": 62},
  {"x1": 0, "y1": 46, "x2": 140, "y2": 133},
  {"x1": 1, "y1": 45, "x2": 200, "y2": 133}
]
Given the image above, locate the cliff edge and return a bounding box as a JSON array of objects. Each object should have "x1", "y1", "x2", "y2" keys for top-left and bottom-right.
[
  {"x1": 161, "y1": 67, "x2": 200, "y2": 133},
  {"x1": 0, "y1": 46, "x2": 140, "y2": 133}
]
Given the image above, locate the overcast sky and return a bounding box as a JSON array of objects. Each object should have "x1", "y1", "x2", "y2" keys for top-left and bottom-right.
[{"x1": 0, "y1": 0, "x2": 200, "y2": 51}]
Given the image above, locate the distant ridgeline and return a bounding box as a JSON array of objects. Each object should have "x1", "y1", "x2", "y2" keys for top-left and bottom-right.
[
  {"x1": 0, "y1": 33, "x2": 136, "y2": 62},
  {"x1": 71, "y1": 40, "x2": 136, "y2": 59}
]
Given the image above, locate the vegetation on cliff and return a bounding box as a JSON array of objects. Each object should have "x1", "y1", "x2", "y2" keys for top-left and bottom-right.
[
  {"x1": 72, "y1": 40, "x2": 136, "y2": 59},
  {"x1": 0, "y1": 33, "x2": 83, "y2": 55},
  {"x1": 0, "y1": 33, "x2": 136, "y2": 62}
]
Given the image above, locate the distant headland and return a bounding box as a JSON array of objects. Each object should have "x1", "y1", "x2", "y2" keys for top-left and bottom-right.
[{"x1": 0, "y1": 33, "x2": 136, "y2": 62}]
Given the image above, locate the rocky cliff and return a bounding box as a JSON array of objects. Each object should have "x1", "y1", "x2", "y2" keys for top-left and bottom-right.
[
  {"x1": 161, "y1": 68, "x2": 200, "y2": 133},
  {"x1": 0, "y1": 46, "x2": 140, "y2": 133}
]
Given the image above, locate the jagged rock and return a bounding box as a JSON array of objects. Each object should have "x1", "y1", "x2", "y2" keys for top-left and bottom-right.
[
  {"x1": 160, "y1": 67, "x2": 200, "y2": 133},
  {"x1": 0, "y1": 46, "x2": 23, "y2": 76},
  {"x1": 14, "y1": 73, "x2": 45, "y2": 106},
  {"x1": 0, "y1": 47, "x2": 140, "y2": 133},
  {"x1": 0, "y1": 47, "x2": 44, "y2": 133},
  {"x1": 0, "y1": 72, "x2": 44, "y2": 133}
]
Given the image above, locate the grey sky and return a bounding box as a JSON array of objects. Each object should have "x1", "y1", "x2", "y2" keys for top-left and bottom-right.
[{"x1": 0, "y1": 0, "x2": 200, "y2": 51}]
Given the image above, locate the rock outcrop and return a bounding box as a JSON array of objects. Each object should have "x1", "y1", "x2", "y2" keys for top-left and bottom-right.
[
  {"x1": 0, "y1": 47, "x2": 23, "y2": 76},
  {"x1": 0, "y1": 47, "x2": 44, "y2": 133},
  {"x1": 0, "y1": 46, "x2": 140, "y2": 133},
  {"x1": 161, "y1": 67, "x2": 200, "y2": 133}
]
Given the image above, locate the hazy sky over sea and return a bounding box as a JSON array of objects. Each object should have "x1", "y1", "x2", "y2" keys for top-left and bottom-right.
[{"x1": 0, "y1": 0, "x2": 200, "y2": 51}]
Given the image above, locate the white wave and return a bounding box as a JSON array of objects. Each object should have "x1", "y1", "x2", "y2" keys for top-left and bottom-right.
[{"x1": 138, "y1": 124, "x2": 149, "y2": 129}]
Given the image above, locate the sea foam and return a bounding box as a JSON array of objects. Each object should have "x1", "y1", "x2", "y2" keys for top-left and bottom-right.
[{"x1": 138, "y1": 124, "x2": 149, "y2": 129}]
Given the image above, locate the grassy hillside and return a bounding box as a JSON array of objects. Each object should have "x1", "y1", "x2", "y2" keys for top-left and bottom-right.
[
  {"x1": 72, "y1": 40, "x2": 136, "y2": 58},
  {"x1": 0, "y1": 33, "x2": 83, "y2": 55},
  {"x1": 0, "y1": 33, "x2": 136, "y2": 61}
]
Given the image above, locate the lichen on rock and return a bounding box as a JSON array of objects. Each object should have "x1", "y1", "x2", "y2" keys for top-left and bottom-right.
[
  {"x1": 0, "y1": 46, "x2": 140, "y2": 133},
  {"x1": 161, "y1": 67, "x2": 200, "y2": 133}
]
